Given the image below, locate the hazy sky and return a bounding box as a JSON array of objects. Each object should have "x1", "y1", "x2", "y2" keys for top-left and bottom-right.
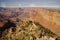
[{"x1": 0, "y1": 0, "x2": 60, "y2": 8}]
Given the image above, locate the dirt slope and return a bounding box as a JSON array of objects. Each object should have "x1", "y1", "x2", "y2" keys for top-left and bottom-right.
[{"x1": 29, "y1": 8, "x2": 60, "y2": 36}]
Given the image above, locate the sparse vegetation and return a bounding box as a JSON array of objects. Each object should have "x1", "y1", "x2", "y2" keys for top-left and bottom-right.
[
  {"x1": 0, "y1": 20, "x2": 58, "y2": 40},
  {"x1": 34, "y1": 21, "x2": 56, "y2": 37}
]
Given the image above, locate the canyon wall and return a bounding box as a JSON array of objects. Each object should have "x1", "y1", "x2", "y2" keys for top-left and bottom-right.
[{"x1": 30, "y1": 8, "x2": 60, "y2": 36}]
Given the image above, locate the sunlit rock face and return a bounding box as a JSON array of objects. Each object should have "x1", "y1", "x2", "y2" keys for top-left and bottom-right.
[{"x1": 0, "y1": 7, "x2": 60, "y2": 40}]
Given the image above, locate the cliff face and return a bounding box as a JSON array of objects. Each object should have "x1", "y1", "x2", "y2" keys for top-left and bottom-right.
[{"x1": 29, "y1": 8, "x2": 60, "y2": 36}]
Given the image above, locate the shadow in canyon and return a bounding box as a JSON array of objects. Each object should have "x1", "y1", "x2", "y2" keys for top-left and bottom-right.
[{"x1": 0, "y1": 20, "x2": 16, "y2": 37}]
